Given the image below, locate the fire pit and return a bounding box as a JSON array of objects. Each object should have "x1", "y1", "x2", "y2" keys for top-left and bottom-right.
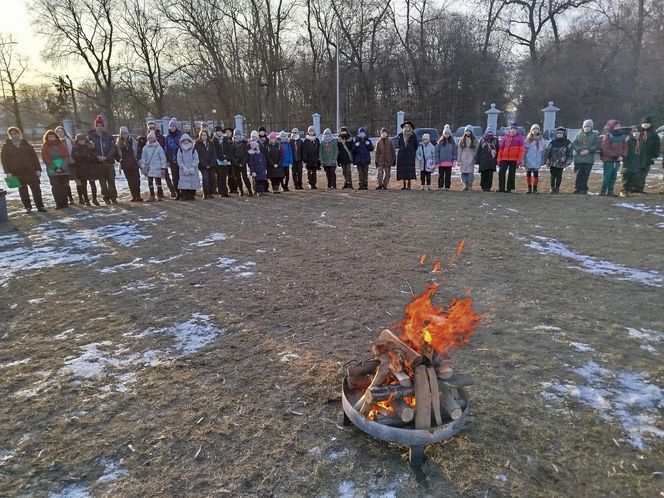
[{"x1": 341, "y1": 284, "x2": 480, "y2": 465}]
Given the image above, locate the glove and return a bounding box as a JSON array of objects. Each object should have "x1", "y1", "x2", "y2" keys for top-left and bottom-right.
[{"x1": 251, "y1": 172, "x2": 257, "y2": 177}]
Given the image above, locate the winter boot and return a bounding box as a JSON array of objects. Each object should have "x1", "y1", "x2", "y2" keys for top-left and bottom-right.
[
  {"x1": 527, "y1": 184, "x2": 532, "y2": 194},
  {"x1": 91, "y1": 192, "x2": 100, "y2": 206},
  {"x1": 157, "y1": 187, "x2": 165, "y2": 200},
  {"x1": 600, "y1": 188, "x2": 606, "y2": 196},
  {"x1": 77, "y1": 185, "x2": 86, "y2": 205},
  {"x1": 533, "y1": 185, "x2": 538, "y2": 194}
]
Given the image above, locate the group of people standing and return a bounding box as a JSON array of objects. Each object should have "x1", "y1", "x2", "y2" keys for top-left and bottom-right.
[{"x1": 1, "y1": 115, "x2": 662, "y2": 213}]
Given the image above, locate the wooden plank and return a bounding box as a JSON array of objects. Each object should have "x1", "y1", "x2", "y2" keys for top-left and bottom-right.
[
  {"x1": 428, "y1": 367, "x2": 443, "y2": 426},
  {"x1": 414, "y1": 365, "x2": 432, "y2": 429}
]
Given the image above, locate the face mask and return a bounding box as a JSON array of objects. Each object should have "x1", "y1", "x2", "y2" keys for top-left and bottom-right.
[
  {"x1": 181, "y1": 142, "x2": 193, "y2": 150},
  {"x1": 148, "y1": 138, "x2": 156, "y2": 144}
]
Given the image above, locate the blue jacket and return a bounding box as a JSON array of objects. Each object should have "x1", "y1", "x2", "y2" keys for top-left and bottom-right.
[
  {"x1": 281, "y1": 140, "x2": 293, "y2": 167},
  {"x1": 248, "y1": 149, "x2": 268, "y2": 180},
  {"x1": 88, "y1": 130, "x2": 116, "y2": 164},
  {"x1": 352, "y1": 136, "x2": 374, "y2": 166},
  {"x1": 435, "y1": 140, "x2": 457, "y2": 165},
  {"x1": 164, "y1": 129, "x2": 182, "y2": 164}
]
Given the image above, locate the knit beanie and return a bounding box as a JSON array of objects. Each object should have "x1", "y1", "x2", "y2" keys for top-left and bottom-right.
[
  {"x1": 179, "y1": 133, "x2": 192, "y2": 143},
  {"x1": 641, "y1": 116, "x2": 652, "y2": 124},
  {"x1": 380, "y1": 127, "x2": 387, "y2": 134},
  {"x1": 442, "y1": 124, "x2": 452, "y2": 136},
  {"x1": 268, "y1": 131, "x2": 278, "y2": 140},
  {"x1": 258, "y1": 126, "x2": 267, "y2": 133},
  {"x1": 307, "y1": 126, "x2": 315, "y2": 135},
  {"x1": 422, "y1": 133, "x2": 430, "y2": 141},
  {"x1": 119, "y1": 126, "x2": 129, "y2": 135},
  {"x1": 358, "y1": 127, "x2": 366, "y2": 135},
  {"x1": 291, "y1": 128, "x2": 299, "y2": 135},
  {"x1": 233, "y1": 128, "x2": 242, "y2": 138},
  {"x1": 93, "y1": 114, "x2": 105, "y2": 128},
  {"x1": 250, "y1": 130, "x2": 259, "y2": 140},
  {"x1": 169, "y1": 117, "x2": 179, "y2": 129},
  {"x1": 582, "y1": 119, "x2": 593, "y2": 129},
  {"x1": 279, "y1": 130, "x2": 288, "y2": 140}
]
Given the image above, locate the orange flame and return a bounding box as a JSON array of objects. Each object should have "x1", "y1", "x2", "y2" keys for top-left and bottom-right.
[
  {"x1": 368, "y1": 395, "x2": 395, "y2": 420},
  {"x1": 397, "y1": 283, "x2": 480, "y2": 354},
  {"x1": 403, "y1": 396, "x2": 416, "y2": 408},
  {"x1": 432, "y1": 261, "x2": 442, "y2": 272},
  {"x1": 419, "y1": 254, "x2": 426, "y2": 265}
]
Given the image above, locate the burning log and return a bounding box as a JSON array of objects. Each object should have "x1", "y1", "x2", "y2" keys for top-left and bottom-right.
[
  {"x1": 389, "y1": 366, "x2": 412, "y2": 387},
  {"x1": 353, "y1": 355, "x2": 390, "y2": 415},
  {"x1": 368, "y1": 373, "x2": 474, "y2": 402},
  {"x1": 375, "y1": 329, "x2": 423, "y2": 366},
  {"x1": 414, "y1": 365, "x2": 432, "y2": 429},
  {"x1": 346, "y1": 359, "x2": 380, "y2": 390},
  {"x1": 393, "y1": 398, "x2": 415, "y2": 423}
]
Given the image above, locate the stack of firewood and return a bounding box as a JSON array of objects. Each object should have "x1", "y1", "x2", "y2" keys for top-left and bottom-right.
[{"x1": 347, "y1": 329, "x2": 472, "y2": 429}]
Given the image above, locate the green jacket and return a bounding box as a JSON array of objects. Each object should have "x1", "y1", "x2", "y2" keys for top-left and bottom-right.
[
  {"x1": 623, "y1": 136, "x2": 648, "y2": 172},
  {"x1": 319, "y1": 139, "x2": 339, "y2": 167},
  {"x1": 572, "y1": 130, "x2": 600, "y2": 165}
]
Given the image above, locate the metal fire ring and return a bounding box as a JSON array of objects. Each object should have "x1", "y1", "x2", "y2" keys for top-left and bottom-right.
[{"x1": 341, "y1": 376, "x2": 469, "y2": 465}]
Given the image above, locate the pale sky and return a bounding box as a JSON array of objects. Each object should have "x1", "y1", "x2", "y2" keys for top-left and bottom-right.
[{"x1": 0, "y1": 0, "x2": 87, "y2": 85}]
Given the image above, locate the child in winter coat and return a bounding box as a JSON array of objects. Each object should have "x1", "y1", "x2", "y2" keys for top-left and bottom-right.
[
  {"x1": 637, "y1": 116, "x2": 661, "y2": 193},
  {"x1": 177, "y1": 134, "x2": 200, "y2": 200},
  {"x1": 265, "y1": 131, "x2": 285, "y2": 192},
  {"x1": 435, "y1": 125, "x2": 457, "y2": 190},
  {"x1": 319, "y1": 128, "x2": 339, "y2": 189},
  {"x1": 195, "y1": 130, "x2": 216, "y2": 199},
  {"x1": 115, "y1": 126, "x2": 143, "y2": 202},
  {"x1": 621, "y1": 127, "x2": 646, "y2": 196},
  {"x1": 290, "y1": 128, "x2": 304, "y2": 190},
  {"x1": 523, "y1": 124, "x2": 544, "y2": 194},
  {"x1": 247, "y1": 135, "x2": 268, "y2": 195},
  {"x1": 352, "y1": 127, "x2": 374, "y2": 190},
  {"x1": 374, "y1": 127, "x2": 395, "y2": 189},
  {"x1": 497, "y1": 124, "x2": 524, "y2": 193},
  {"x1": 475, "y1": 129, "x2": 499, "y2": 192},
  {"x1": 279, "y1": 131, "x2": 293, "y2": 191},
  {"x1": 41, "y1": 130, "x2": 71, "y2": 209},
  {"x1": 71, "y1": 134, "x2": 99, "y2": 205},
  {"x1": 140, "y1": 131, "x2": 168, "y2": 201},
  {"x1": 572, "y1": 119, "x2": 599, "y2": 194},
  {"x1": 416, "y1": 133, "x2": 436, "y2": 190},
  {"x1": 457, "y1": 125, "x2": 477, "y2": 191},
  {"x1": 544, "y1": 127, "x2": 573, "y2": 194},
  {"x1": 600, "y1": 119, "x2": 628, "y2": 196},
  {"x1": 302, "y1": 126, "x2": 320, "y2": 189}
]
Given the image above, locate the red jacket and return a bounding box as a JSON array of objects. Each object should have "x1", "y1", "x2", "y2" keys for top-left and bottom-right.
[
  {"x1": 497, "y1": 134, "x2": 525, "y2": 164},
  {"x1": 600, "y1": 134, "x2": 627, "y2": 162}
]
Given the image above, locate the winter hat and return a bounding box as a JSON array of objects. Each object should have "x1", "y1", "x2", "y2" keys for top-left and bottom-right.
[
  {"x1": 401, "y1": 120, "x2": 414, "y2": 129},
  {"x1": 340, "y1": 126, "x2": 348, "y2": 132},
  {"x1": 179, "y1": 133, "x2": 192, "y2": 143},
  {"x1": 147, "y1": 131, "x2": 156, "y2": 141},
  {"x1": 508, "y1": 123, "x2": 518, "y2": 130},
  {"x1": 214, "y1": 125, "x2": 223, "y2": 132},
  {"x1": 464, "y1": 125, "x2": 473, "y2": 134},
  {"x1": 291, "y1": 128, "x2": 300, "y2": 135},
  {"x1": 582, "y1": 119, "x2": 593, "y2": 129},
  {"x1": 169, "y1": 117, "x2": 179, "y2": 129},
  {"x1": 94, "y1": 114, "x2": 105, "y2": 128},
  {"x1": 279, "y1": 130, "x2": 288, "y2": 140},
  {"x1": 555, "y1": 126, "x2": 566, "y2": 134},
  {"x1": 529, "y1": 124, "x2": 540, "y2": 133},
  {"x1": 7, "y1": 126, "x2": 21, "y2": 136},
  {"x1": 250, "y1": 130, "x2": 259, "y2": 140},
  {"x1": 75, "y1": 133, "x2": 87, "y2": 142},
  {"x1": 421, "y1": 133, "x2": 430, "y2": 142},
  {"x1": 268, "y1": 131, "x2": 278, "y2": 140},
  {"x1": 307, "y1": 126, "x2": 315, "y2": 134},
  {"x1": 258, "y1": 126, "x2": 267, "y2": 133},
  {"x1": 641, "y1": 116, "x2": 652, "y2": 124},
  {"x1": 358, "y1": 127, "x2": 366, "y2": 135},
  {"x1": 442, "y1": 124, "x2": 452, "y2": 136},
  {"x1": 119, "y1": 126, "x2": 130, "y2": 135},
  {"x1": 233, "y1": 128, "x2": 242, "y2": 137},
  {"x1": 484, "y1": 129, "x2": 494, "y2": 139}
]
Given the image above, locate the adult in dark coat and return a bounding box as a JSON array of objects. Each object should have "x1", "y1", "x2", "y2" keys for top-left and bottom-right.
[
  {"x1": 88, "y1": 114, "x2": 118, "y2": 204},
  {"x1": 337, "y1": 127, "x2": 354, "y2": 189},
  {"x1": 474, "y1": 130, "x2": 500, "y2": 192},
  {"x1": 638, "y1": 116, "x2": 661, "y2": 193},
  {"x1": 115, "y1": 126, "x2": 143, "y2": 202},
  {"x1": 302, "y1": 126, "x2": 320, "y2": 189},
  {"x1": 289, "y1": 128, "x2": 304, "y2": 190},
  {"x1": 397, "y1": 121, "x2": 418, "y2": 189},
  {"x1": 1, "y1": 127, "x2": 46, "y2": 212},
  {"x1": 231, "y1": 129, "x2": 253, "y2": 196},
  {"x1": 195, "y1": 130, "x2": 216, "y2": 199},
  {"x1": 265, "y1": 132, "x2": 285, "y2": 192},
  {"x1": 71, "y1": 134, "x2": 99, "y2": 205},
  {"x1": 212, "y1": 126, "x2": 232, "y2": 197}
]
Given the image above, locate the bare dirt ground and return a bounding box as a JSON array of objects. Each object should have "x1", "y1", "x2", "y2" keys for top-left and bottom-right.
[{"x1": 1, "y1": 164, "x2": 663, "y2": 497}]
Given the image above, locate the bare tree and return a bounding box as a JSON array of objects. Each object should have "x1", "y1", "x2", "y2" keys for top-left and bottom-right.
[
  {"x1": 0, "y1": 34, "x2": 28, "y2": 131},
  {"x1": 32, "y1": 0, "x2": 116, "y2": 129},
  {"x1": 117, "y1": 0, "x2": 180, "y2": 117}
]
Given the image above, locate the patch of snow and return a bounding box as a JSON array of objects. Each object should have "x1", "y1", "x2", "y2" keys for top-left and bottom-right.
[
  {"x1": 1, "y1": 358, "x2": 30, "y2": 368},
  {"x1": 28, "y1": 298, "x2": 45, "y2": 305},
  {"x1": 191, "y1": 233, "x2": 227, "y2": 246},
  {"x1": 148, "y1": 255, "x2": 182, "y2": 264},
  {"x1": 312, "y1": 220, "x2": 337, "y2": 229},
  {"x1": 54, "y1": 328, "x2": 75, "y2": 340},
  {"x1": 570, "y1": 342, "x2": 595, "y2": 353},
  {"x1": 0, "y1": 448, "x2": 15, "y2": 464},
  {"x1": 626, "y1": 327, "x2": 662, "y2": 355},
  {"x1": 307, "y1": 447, "x2": 323, "y2": 458},
  {"x1": 494, "y1": 474, "x2": 509, "y2": 483},
  {"x1": 97, "y1": 458, "x2": 128, "y2": 483},
  {"x1": 48, "y1": 483, "x2": 91, "y2": 498},
  {"x1": 328, "y1": 448, "x2": 349, "y2": 460},
  {"x1": 541, "y1": 361, "x2": 664, "y2": 450},
  {"x1": 217, "y1": 257, "x2": 238, "y2": 267},
  {"x1": 615, "y1": 202, "x2": 664, "y2": 218},
  {"x1": 217, "y1": 258, "x2": 256, "y2": 278},
  {"x1": 338, "y1": 480, "x2": 355, "y2": 498},
  {"x1": 141, "y1": 313, "x2": 222, "y2": 356},
  {"x1": 531, "y1": 325, "x2": 562, "y2": 331},
  {"x1": 527, "y1": 236, "x2": 663, "y2": 287},
  {"x1": 98, "y1": 258, "x2": 144, "y2": 274}
]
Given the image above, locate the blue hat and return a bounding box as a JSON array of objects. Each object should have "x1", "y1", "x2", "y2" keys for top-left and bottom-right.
[{"x1": 358, "y1": 127, "x2": 366, "y2": 134}]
